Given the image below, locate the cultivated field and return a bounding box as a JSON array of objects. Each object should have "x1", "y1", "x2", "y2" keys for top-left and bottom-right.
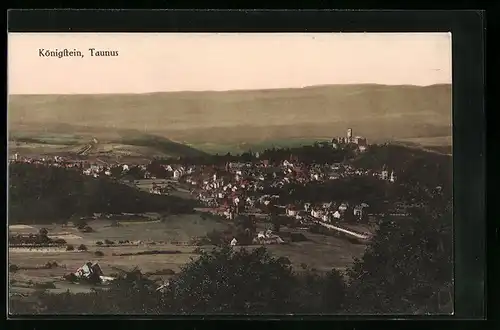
[{"x1": 8, "y1": 213, "x2": 368, "y2": 296}]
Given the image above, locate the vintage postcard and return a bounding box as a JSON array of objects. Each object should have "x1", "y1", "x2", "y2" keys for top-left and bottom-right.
[{"x1": 8, "y1": 32, "x2": 453, "y2": 315}]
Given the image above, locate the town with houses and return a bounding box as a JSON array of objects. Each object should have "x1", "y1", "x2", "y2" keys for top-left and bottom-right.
[{"x1": 9, "y1": 129, "x2": 400, "y2": 248}]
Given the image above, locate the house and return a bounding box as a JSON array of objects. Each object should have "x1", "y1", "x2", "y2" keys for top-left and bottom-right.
[
  {"x1": 74, "y1": 262, "x2": 104, "y2": 281},
  {"x1": 286, "y1": 205, "x2": 297, "y2": 217},
  {"x1": 381, "y1": 170, "x2": 389, "y2": 180},
  {"x1": 230, "y1": 238, "x2": 238, "y2": 246},
  {"x1": 311, "y1": 209, "x2": 323, "y2": 219},
  {"x1": 338, "y1": 203, "x2": 348, "y2": 212},
  {"x1": 255, "y1": 230, "x2": 285, "y2": 245},
  {"x1": 390, "y1": 171, "x2": 397, "y2": 182},
  {"x1": 333, "y1": 210, "x2": 341, "y2": 219},
  {"x1": 353, "y1": 205, "x2": 364, "y2": 218},
  {"x1": 173, "y1": 169, "x2": 181, "y2": 179}
]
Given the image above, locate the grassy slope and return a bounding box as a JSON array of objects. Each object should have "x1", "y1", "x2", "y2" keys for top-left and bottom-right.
[{"x1": 8, "y1": 84, "x2": 452, "y2": 154}]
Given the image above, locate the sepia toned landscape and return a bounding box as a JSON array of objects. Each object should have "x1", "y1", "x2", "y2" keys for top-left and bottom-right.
[
  {"x1": 9, "y1": 32, "x2": 453, "y2": 316},
  {"x1": 9, "y1": 83, "x2": 451, "y2": 155}
]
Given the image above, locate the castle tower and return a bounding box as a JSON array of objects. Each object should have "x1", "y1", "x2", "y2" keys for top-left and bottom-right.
[{"x1": 347, "y1": 128, "x2": 353, "y2": 143}]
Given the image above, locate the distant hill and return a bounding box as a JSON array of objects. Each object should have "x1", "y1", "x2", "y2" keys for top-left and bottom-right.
[{"x1": 8, "y1": 84, "x2": 452, "y2": 153}]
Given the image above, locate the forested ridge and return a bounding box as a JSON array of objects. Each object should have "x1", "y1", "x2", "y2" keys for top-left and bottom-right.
[{"x1": 8, "y1": 163, "x2": 196, "y2": 224}]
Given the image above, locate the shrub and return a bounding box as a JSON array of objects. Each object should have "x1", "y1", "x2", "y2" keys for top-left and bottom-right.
[
  {"x1": 96, "y1": 241, "x2": 103, "y2": 246},
  {"x1": 9, "y1": 264, "x2": 19, "y2": 273},
  {"x1": 290, "y1": 233, "x2": 309, "y2": 242},
  {"x1": 94, "y1": 251, "x2": 105, "y2": 257},
  {"x1": 104, "y1": 239, "x2": 114, "y2": 245},
  {"x1": 34, "y1": 282, "x2": 56, "y2": 289},
  {"x1": 66, "y1": 244, "x2": 75, "y2": 251},
  {"x1": 45, "y1": 261, "x2": 58, "y2": 269},
  {"x1": 76, "y1": 220, "x2": 88, "y2": 230},
  {"x1": 53, "y1": 238, "x2": 67, "y2": 245},
  {"x1": 80, "y1": 226, "x2": 94, "y2": 233},
  {"x1": 77, "y1": 244, "x2": 88, "y2": 251},
  {"x1": 151, "y1": 268, "x2": 175, "y2": 276}
]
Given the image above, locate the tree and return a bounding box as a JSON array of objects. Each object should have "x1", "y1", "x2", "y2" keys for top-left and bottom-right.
[
  {"x1": 292, "y1": 268, "x2": 347, "y2": 313},
  {"x1": 345, "y1": 204, "x2": 452, "y2": 314},
  {"x1": 109, "y1": 166, "x2": 123, "y2": 179},
  {"x1": 38, "y1": 228, "x2": 49, "y2": 241},
  {"x1": 271, "y1": 215, "x2": 281, "y2": 233},
  {"x1": 160, "y1": 246, "x2": 297, "y2": 314}
]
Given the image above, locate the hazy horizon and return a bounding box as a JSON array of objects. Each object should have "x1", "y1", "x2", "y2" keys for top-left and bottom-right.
[
  {"x1": 9, "y1": 82, "x2": 452, "y2": 96},
  {"x1": 8, "y1": 33, "x2": 452, "y2": 95}
]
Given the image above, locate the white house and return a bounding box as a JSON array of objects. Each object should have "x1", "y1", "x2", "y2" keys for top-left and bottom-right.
[
  {"x1": 74, "y1": 262, "x2": 103, "y2": 280},
  {"x1": 173, "y1": 169, "x2": 181, "y2": 179},
  {"x1": 286, "y1": 208, "x2": 297, "y2": 217},
  {"x1": 333, "y1": 210, "x2": 341, "y2": 219},
  {"x1": 390, "y1": 171, "x2": 397, "y2": 182},
  {"x1": 230, "y1": 238, "x2": 238, "y2": 247},
  {"x1": 353, "y1": 206, "x2": 363, "y2": 218},
  {"x1": 311, "y1": 209, "x2": 323, "y2": 219},
  {"x1": 338, "y1": 203, "x2": 348, "y2": 212}
]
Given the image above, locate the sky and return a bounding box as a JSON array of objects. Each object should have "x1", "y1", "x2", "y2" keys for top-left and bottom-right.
[{"x1": 8, "y1": 32, "x2": 452, "y2": 95}]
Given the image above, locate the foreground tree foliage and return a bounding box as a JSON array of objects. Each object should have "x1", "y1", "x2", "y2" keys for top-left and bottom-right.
[
  {"x1": 162, "y1": 246, "x2": 298, "y2": 314},
  {"x1": 345, "y1": 203, "x2": 452, "y2": 314}
]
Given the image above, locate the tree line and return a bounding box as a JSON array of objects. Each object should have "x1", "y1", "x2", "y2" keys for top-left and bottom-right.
[{"x1": 160, "y1": 142, "x2": 354, "y2": 166}]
